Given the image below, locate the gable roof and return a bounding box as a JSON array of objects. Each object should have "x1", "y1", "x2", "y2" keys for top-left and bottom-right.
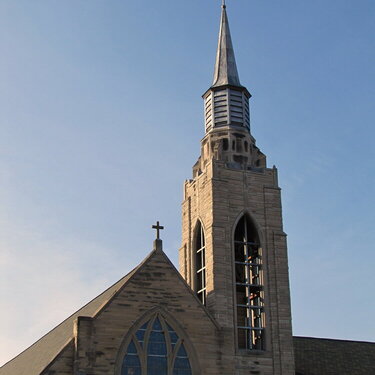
[
  {"x1": 293, "y1": 336, "x2": 375, "y2": 375},
  {"x1": 0, "y1": 252, "x2": 147, "y2": 375},
  {"x1": 0, "y1": 247, "x2": 217, "y2": 375}
]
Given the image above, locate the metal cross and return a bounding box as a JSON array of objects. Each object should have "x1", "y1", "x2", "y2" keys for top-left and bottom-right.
[{"x1": 152, "y1": 221, "x2": 164, "y2": 239}]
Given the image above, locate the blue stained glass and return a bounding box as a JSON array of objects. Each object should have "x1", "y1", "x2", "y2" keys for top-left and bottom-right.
[
  {"x1": 167, "y1": 324, "x2": 179, "y2": 347},
  {"x1": 148, "y1": 326, "x2": 167, "y2": 355},
  {"x1": 140, "y1": 321, "x2": 149, "y2": 330},
  {"x1": 147, "y1": 355, "x2": 167, "y2": 375},
  {"x1": 167, "y1": 323, "x2": 178, "y2": 333},
  {"x1": 173, "y1": 370, "x2": 191, "y2": 375},
  {"x1": 124, "y1": 354, "x2": 140, "y2": 366},
  {"x1": 177, "y1": 343, "x2": 188, "y2": 357},
  {"x1": 148, "y1": 341, "x2": 167, "y2": 355},
  {"x1": 149, "y1": 331, "x2": 165, "y2": 342},
  {"x1": 174, "y1": 357, "x2": 191, "y2": 369},
  {"x1": 123, "y1": 365, "x2": 142, "y2": 375},
  {"x1": 169, "y1": 330, "x2": 179, "y2": 344},
  {"x1": 127, "y1": 340, "x2": 137, "y2": 354},
  {"x1": 123, "y1": 317, "x2": 192, "y2": 375},
  {"x1": 122, "y1": 353, "x2": 141, "y2": 375},
  {"x1": 135, "y1": 320, "x2": 149, "y2": 347},
  {"x1": 152, "y1": 317, "x2": 163, "y2": 330},
  {"x1": 170, "y1": 332, "x2": 179, "y2": 343},
  {"x1": 135, "y1": 329, "x2": 146, "y2": 342}
]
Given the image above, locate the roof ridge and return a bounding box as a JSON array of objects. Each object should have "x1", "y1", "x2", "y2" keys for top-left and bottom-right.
[
  {"x1": 0, "y1": 251, "x2": 153, "y2": 374},
  {"x1": 293, "y1": 336, "x2": 375, "y2": 345},
  {"x1": 154, "y1": 249, "x2": 220, "y2": 330},
  {"x1": 93, "y1": 248, "x2": 160, "y2": 319}
]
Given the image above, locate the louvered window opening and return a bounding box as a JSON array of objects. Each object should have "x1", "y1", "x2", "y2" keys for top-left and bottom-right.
[
  {"x1": 234, "y1": 215, "x2": 265, "y2": 350},
  {"x1": 195, "y1": 222, "x2": 206, "y2": 305},
  {"x1": 214, "y1": 90, "x2": 228, "y2": 126},
  {"x1": 122, "y1": 316, "x2": 192, "y2": 375},
  {"x1": 244, "y1": 100, "x2": 250, "y2": 129},
  {"x1": 204, "y1": 93, "x2": 213, "y2": 132},
  {"x1": 204, "y1": 89, "x2": 250, "y2": 130},
  {"x1": 229, "y1": 91, "x2": 243, "y2": 124}
]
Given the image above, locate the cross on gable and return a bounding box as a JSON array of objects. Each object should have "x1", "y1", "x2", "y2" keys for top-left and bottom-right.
[{"x1": 152, "y1": 221, "x2": 164, "y2": 240}]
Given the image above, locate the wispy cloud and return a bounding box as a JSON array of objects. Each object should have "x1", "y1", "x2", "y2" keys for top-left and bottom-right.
[{"x1": 0, "y1": 219, "x2": 130, "y2": 366}]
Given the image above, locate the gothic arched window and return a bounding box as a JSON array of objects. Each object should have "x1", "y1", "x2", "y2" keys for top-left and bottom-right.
[
  {"x1": 121, "y1": 315, "x2": 193, "y2": 375},
  {"x1": 234, "y1": 214, "x2": 265, "y2": 350},
  {"x1": 194, "y1": 221, "x2": 206, "y2": 305}
]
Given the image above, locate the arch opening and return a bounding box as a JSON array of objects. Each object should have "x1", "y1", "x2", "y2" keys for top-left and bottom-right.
[
  {"x1": 194, "y1": 221, "x2": 206, "y2": 305},
  {"x1": 121, "y1": 314, "x2": 193, "y2": 375},
  {"x1": 234, "y1": 214, "x2": 265, "y2": 350}
]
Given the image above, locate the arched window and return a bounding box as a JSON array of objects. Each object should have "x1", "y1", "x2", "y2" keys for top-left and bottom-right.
[
  {"x1": 234, "y1": 215, "x2": 265, "y2": 350},
  {"x1": 194, "y1": 221, "x2": 206, "y2": 305},
  {"x1": 121, "y1": 315, "x2": 193, "y2": 375}
]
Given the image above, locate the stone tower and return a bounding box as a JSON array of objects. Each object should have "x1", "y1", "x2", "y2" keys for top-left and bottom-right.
[{"x1": 179, "y1": 4, "x2": 295, "y2": 375}]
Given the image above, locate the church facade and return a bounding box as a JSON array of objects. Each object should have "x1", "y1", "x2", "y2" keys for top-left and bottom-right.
[{"x1": 1, "y1": 4, "x2": 374, "y2": 375}]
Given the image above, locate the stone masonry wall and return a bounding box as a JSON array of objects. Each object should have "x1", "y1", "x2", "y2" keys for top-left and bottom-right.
[
  {"x1": 41, "y1": 341, "x2": 74, "y2": 375},
  {"x1": 72, "y1": 250, "x2": 226, "y2": 375},
  {"x1": 180, "y1": 158, "x2": 294, "y2": 375}
]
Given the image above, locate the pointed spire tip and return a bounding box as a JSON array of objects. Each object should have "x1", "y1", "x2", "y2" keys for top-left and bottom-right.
[{"x1": 212, "y1": 0, "x2": 241, "y2": 88}]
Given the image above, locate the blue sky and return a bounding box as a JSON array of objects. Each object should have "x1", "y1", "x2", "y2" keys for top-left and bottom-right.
[{"x1": 1, "y1": 0, "x2": 374, "y2": 366}]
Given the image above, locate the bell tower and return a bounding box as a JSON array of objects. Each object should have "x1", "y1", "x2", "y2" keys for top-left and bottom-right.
[{"x1": 179, "y1": 4, "x2": 294, "y2": 375}]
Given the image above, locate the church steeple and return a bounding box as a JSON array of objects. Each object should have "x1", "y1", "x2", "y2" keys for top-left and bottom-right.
[
  {"x1": 212, "y1": 2, "x2": 241, "y2": 88},
  {"x1": 197, "y1": 3, "x2": 267, "y2": 174},
  {"x1": 181, "y1": 4, "x2": 294, "y2": 372},
  {"x1": 203, "y1": 3, "x2": 251, "y2": 135}
]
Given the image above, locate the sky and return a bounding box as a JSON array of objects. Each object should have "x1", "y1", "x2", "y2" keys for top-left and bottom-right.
[{"x1": 1, "y1": 0, "x2": 374, "y2": 366}]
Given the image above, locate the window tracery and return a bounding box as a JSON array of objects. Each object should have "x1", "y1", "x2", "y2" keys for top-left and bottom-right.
[
  {"x1": 234, "y1": 214, "x2": 265, "y2": 350},
  {"x1": 121, "y1": 315, "x2": 193, "y2": 375}
]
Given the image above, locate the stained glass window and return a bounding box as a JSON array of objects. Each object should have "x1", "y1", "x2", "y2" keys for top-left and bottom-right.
[
  {"x1": 147, "y1": 318, "x2": 167, "y2": 375},
  {"x1": 135, "y1": 322, "x2": 148, "y2": 347},
  {"x1": 122, "y1": 340, "x2": 142, "y2": 375},
  {"x1": 121, "y1": 315, "x2": 193, "y2": 375},
  {"x1": 168, "y1": 323, "x2": 179, "y2": 350},
  {"x1": 173, "y1": 343, "x2": 191, "y2": 375}
]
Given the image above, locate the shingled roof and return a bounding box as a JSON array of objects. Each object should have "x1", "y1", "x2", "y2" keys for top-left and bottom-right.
[
  {"x1": 0, "y1": 246, "x2": 218, "y2": 375},
  {"x1": 0, "y1": 261, "x2": 142, "y2": 375},
  {"x1": 294, "y1": 336, "x2": 375, "y2": 375},
  {"x1": 2, "y1": 253, "x2": 374, "y2": 375}
]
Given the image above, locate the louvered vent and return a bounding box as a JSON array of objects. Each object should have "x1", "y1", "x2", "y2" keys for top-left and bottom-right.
[
  {"x1": 213, "y1": 90, "x2": 228, "y2": 126},
  {"x1": 205, "y1": 93, "x2": 213, "y2": 132},
  {"x1": 204, "y1": 88, "x2": 250, "y2": 132}
]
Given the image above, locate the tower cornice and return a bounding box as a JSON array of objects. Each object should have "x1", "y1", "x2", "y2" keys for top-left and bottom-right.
[{"x1": 202, "y1": 84, "x2": 251, "y2": 100}]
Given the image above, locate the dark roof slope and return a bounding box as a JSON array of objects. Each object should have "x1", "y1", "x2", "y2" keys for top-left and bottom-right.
[
  {"x1": 0, "y1": 247, "x2": 217, "y2": 375},
  {"x1": 294, "y1": 336, "x2": 375, "y2": 375},
  {"x1": 0, "y1": 261, "x2": 142, "y2": 375}
]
